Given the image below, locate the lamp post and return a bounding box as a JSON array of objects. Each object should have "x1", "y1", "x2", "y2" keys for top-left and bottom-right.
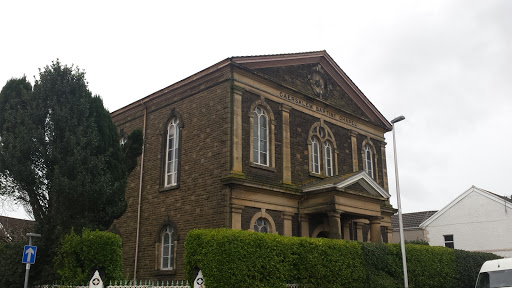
[{"x1": 391, "y1": 115, "x2": 408, "y2": 288}]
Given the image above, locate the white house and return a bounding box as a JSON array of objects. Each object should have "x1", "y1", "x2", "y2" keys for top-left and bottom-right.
[{"x1": 420, "y1": 186, "x2": 512, "y2": 257}]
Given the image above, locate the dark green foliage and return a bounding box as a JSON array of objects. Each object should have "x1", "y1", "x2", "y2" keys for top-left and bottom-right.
[
  {"x1": 405, "y1": 239, "x2": 430, "y2": 245},
  {"x1": 185, "y1": 229, "x2": 365, "y2": 288},
  {"x1": 0, "y1": 61, "x2": 141, "y2": 282},
  {"x1": 185, "y1": 229, "x2": 292, "y2": 288},
  {"x1": 53, "y1": 229, "x2": 123, "y2": 285},
  {"x1": 362, "y1": 242, "x2": 402, "y2": 288},
  {"x1": 0, "y1": 241, "x2": 27, "y2": 288},
  {"x1": 185, "y1": 229, "x2": 501, "y2": 288},
  {"x1": 406, "y1": 244, "x2": 456, "y2": 288},
  {"x1": 122, "y1": 129, "x2": 143, "y2": 175},
  {"x1": 454, "y1": 249, "x2": 501, "y2": 288},
  {"x1": 291, "y1": 237, "x2": 365, "y2": 287}
]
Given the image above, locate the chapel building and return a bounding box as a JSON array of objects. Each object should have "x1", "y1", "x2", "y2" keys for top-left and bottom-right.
[{"x1": 111, "y1": 51, "x2": 396, "y2": 280}]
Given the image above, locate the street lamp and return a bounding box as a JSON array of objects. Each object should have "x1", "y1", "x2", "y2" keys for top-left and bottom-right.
[{"x1": 391, "y1": 115, "x2": 408, "y2": 288}]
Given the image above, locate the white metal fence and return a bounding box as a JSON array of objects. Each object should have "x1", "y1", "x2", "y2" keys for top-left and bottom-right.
[{"x1": 36, "y1": 282, "x2": 301, "y2": 288}]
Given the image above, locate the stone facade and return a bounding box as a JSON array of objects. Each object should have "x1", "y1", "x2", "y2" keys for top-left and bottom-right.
[{"x1": 110, "y1": 51, "x2": 396, "y2": 280}]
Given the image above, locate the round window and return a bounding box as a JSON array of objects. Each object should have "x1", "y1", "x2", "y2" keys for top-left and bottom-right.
[{"x1": 253, "y1": 217, "x2": 270, "y2": 233}]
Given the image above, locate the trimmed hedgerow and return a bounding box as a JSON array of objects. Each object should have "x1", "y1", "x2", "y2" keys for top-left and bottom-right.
[
  {"x1": 185, "y1": 229, "x2": 501, "y2": 288},
  {"x1": 406, "y1": 244, "x2": 456, "y2": 288},
  {"x1": 454, "y1": 249, "x2": 501, "y2": 288},
  {"x1": 53, "y1": 229, "x2": 123, "y2": 285},
  {"x1": 185, "y1": 229, "x2": 364, "y2": 288}
]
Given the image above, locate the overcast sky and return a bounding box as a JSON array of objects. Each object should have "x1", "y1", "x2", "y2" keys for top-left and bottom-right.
[{"x1": 1, "y1": 0, "x2": 511, "y2": 220}]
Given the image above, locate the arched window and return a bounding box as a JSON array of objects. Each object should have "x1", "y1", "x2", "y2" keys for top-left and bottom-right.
[
  {"x1": 253, "y1": 107, "x2": 268, "y2": 166},
  {"x1": 165, "y1": 118, "x2": 179, "y2": 186},
  {"x1": 161, "y1": 226, "x2": 175, "y2": 270},
  {"x1": 311, "y1": 137, "x2": 320, "y2": 174},
  {"x1": 324, "y1": 141, "x2": 333, "y2": 177},
  {"x1": 308, "y1": 122, "x2": 337, "y2": 177},
  {"x1": 364, "y1": 144, "x2": 373, "y2": 178},
  {"x1": 253, "y1": 217, "x2": 270, "y2": 233}
]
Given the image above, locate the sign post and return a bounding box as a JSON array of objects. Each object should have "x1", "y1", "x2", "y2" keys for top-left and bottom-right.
[{"x1": 23, "y1": 233, "x2": 41, "y2": 288}]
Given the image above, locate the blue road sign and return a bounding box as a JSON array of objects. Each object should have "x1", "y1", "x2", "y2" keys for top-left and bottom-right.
[{"x1": 22, "y1": 245, "x2": 37, "y2": 264}]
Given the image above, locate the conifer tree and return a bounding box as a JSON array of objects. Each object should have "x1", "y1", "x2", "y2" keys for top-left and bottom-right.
[{"x1": 0, "y1": 61, "x2": 141, "y2": 282}]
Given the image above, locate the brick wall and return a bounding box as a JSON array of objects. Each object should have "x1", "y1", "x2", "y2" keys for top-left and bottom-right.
[{"x1": 112, "y1": 74, "x2": 231, "y2": 280}]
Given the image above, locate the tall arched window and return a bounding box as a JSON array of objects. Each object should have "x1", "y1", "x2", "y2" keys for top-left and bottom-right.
[
  {"x1": 311, "y1": 137, "x2": 320, "y2": 174},
  {"x1": 253, "y1": 107, "x2": 268, "y2": 166},
  {"x1": 308, "y1": 122, "x2": 337, "y2": 177},
  {"x1": 165, "y1": 118, "x2": 179, "y2": 186},
  {"x1": 324, "y1": 141, "x2": 333, "y2": 177},
  {"x1": 161, "y1": 226, "x2": 175, "y2": 270},
  {"x1": 364, "y1": 144, "x2": 373, "y2": 178}
]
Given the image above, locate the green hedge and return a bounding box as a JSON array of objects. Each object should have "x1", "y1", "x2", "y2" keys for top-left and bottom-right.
[
  {"x1": 53, "y1": 229, "x2": 123, "y2": 284},
  {"x1": 185, "y1": 229, "x2": 502, "y2": 288},
  {"x1": 454, "y1": 249, "x2": 501, "y2": 288}
]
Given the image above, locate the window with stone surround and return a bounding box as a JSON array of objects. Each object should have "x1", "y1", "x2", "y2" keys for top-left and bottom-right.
[
  {"x1": 249, "y1": 209, "x2": 277, "y2": 234},
  {"x1": 155, "y1": 220, "x2": 179, "y2": 274},
  {"x1": 253, "y1": 217, "x2": 270, "y2": 233},
  {"x1": 161, "y1": 226, "x2": 175, "y2": 270},
  {"x1": 364, "y1": 144, "x2": 373, "y2": 178},
  {"x1": 308, "y1": 121, "x2": 337, "y2": 177},
  {"x1": 253, "y1": 106, "x2": 268, "y2": 166},
  {"x1": 323, "y1": 141, "x2": 333, "y2": 177},
  {"x1": 361, "y1": 139, "x2": 379, "y2": 181},
  {"x1": 165, "y1": 118, "x2": 179, "y2": 187},
  {"x1": 311, "y1": 137, "x2": 320, "y2": 174},
  {"x1": 249, "y1": 100, "x2": 275, "y2": 169}
]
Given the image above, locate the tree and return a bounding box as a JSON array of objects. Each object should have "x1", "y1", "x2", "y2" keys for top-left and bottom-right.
[{"x1": 0, "y1": 61, "x2": 141, "y2": 282}]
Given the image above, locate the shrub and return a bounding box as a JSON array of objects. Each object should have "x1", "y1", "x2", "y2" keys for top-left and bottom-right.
[
  {"x1": 0, "y1": 241, "x2": 27, "y2": 288},
  {"x1": 185, "y1": 229, "x2": 365, "y2": 288},
  {"x1": 53, "y1": 229, "x2": 123, "y2": 284},
  {"x1": 454, "y1": 249, "x2": 501, "y2": 288},
  {"x1": 185, "y1": 229, "x2": 502, "y2": 288}
]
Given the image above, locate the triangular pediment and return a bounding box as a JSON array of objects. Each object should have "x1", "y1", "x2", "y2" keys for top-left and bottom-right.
[
  {"x1": 232, "y1": 51, "x2": 391, "y2": 130},
  {"x1": 301, "y1": 171, "x2": 391, "y2": 199}
]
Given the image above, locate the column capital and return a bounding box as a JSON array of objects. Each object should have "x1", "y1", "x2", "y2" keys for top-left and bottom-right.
[
  {"x1": 369, "y1": 217, "x2": 382, "y2": 225},
  {"x1": 327, "y1": 210, "x2": 343, "y2": 217},
  {"x1": 282, "y1": 211, "x2": 294, "y2": 220},
  {"x1": 233, "y1": 85, "x2": 245, "y2": 96},
  {"x1": 299, "y1": 213, "x2": 309, "y2": 222},
  {"x1": 350, "y1": 130, "x2": 358, "y2": 137},
  {"x1": 279, "y1": 103, "x2": 292, "y2": 112},
  {"x1": 231, "y1": 204, "x2": 244, "y2": 214}
]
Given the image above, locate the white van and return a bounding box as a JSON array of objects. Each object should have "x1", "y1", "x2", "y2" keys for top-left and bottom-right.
[{"x1": 475, "y1": 258, "x2": 512, "y2": 288}]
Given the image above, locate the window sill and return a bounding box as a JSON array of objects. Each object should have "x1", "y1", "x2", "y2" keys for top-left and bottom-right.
[
  {"x1": 159, "y1": 184, "x2": 180, "y2": 193},
  {"x1": 309, "y1": 172, "x2": 327, "y2": 179},
  {"x1": 154, "y1": 269, "x2": 176, "y2": 276},
  {"x1": 250, "y1": 163, "x2": 276, "y2": 172}
]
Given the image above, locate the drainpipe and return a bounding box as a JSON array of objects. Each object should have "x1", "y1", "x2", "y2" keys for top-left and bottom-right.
[{"x1": 134, "y1": 101, "x2": 147, "y2": 282}]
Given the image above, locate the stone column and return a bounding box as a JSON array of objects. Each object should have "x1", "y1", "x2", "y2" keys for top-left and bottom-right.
[
  {"x1": 282, "y1": 212, "x2": 294, "y2": 236},
  {"x1": 380, "y1": 142, "x2": 389, "y2": 192},
  {"x1": 300, "y1": 214, "x2": 310, "y2": 238},
  {"x1": 386, "y1": 226, "x2": 393, "y2": 243},
  {"x1": 342, "y1": 218, "x2": 351, "y2": 240},
  {"x1": 356, "y1": 222, "x2": 364, "y2": 242},
  {"x1": 231, "y1": 204, "x2": 243, "y2": 230},
  {"x1": 280, "y1": 104, "x2": 292, "y2": 184},
  {"x1": 350, "y1": 131, "x2": 359, "y2": 172},
  {"x1": 231, "y1": 87, "x2": 244, "y2": 174},
  {"x1": 328, "y1": 211, "x2": 342, "y2": 239},
  {"x1": 370, "y1": 218, "x2": 382, "y2": 243}
]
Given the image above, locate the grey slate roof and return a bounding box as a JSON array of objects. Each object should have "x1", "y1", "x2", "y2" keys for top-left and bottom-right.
[{"x1": 391, "y1": 211, "x2": 437, "y2": 230}]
